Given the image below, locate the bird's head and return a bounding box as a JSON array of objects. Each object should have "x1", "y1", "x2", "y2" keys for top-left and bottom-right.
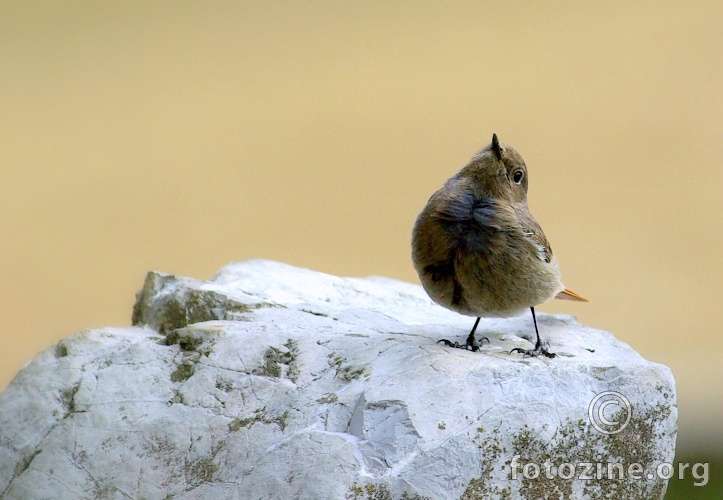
[{"x1": 460, "y1": 133, "x2": 529, "y2": 203}]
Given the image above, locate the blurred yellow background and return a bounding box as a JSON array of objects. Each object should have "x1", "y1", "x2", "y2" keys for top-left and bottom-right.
[{"x1": 1, "y1": 1, "x2": 720, "y2": 466}]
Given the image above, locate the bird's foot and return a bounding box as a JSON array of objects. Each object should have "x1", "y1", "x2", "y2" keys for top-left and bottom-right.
[
  {"x1": 437, "y1": 337, "x2": 489, "y2": 352},
  {"x1": 510, "y1": 345, "x2": 556, "y2": 358}
]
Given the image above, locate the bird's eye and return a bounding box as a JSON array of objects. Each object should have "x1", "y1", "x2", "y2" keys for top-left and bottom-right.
[{"x1": 512, "y1": 170, "x2": 524, "y2": 184}]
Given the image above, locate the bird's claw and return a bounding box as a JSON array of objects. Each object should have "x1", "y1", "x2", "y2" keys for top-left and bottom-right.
[
  {"x1": 510, "y1": 346, "x2": 556, "y2": 358},
  {"x1": 437, "y1": 337, "x2": 489, "y2": 352}
]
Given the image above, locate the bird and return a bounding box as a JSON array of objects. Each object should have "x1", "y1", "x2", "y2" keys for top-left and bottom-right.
[{"x1": 411, "y1": 134, "x2": 587, "y2": 358}]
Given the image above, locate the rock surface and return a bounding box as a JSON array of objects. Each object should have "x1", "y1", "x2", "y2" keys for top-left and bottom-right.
[{"x1": 0, "y1": 260, "x2": 677, "y2": 499}]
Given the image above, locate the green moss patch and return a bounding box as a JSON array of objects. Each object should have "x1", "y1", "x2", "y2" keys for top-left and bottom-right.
[
  {"x1": 228, "y1": 407, "x2": 290, "y2": 432},
  {"x1": 254, "y1": 339, "x2": 300, "y2": 383}
]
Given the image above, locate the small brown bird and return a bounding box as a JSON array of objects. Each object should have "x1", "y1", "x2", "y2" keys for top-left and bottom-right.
[{"x1": 412, "y1": 134, "x2": 587, "y2": 358}]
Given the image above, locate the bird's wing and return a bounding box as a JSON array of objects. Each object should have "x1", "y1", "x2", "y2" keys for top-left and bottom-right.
[
  {"x1": 517, "y1": 210, "x2": 589, "y2": 302},
  {"x1": 517, "y1": 210, "x2": 553, "y2": 263}
]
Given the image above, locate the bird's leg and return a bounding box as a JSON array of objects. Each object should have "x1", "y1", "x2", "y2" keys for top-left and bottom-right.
[
  {"x1": 438, "y1": 317, "x2": 489, "y2": 352},
  {"x1": 511, "y1": 307, "x2": 556, "y2": 358}
]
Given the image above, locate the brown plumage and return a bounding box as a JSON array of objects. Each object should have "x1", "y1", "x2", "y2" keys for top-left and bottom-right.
[{"x1": 411, "y1": 134, "x2": 587, "y2": 357}]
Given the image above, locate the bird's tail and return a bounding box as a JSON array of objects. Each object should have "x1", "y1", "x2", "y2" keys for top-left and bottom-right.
[{"x1": 555, "y1": 288, "x2": 589, "y2": 302}]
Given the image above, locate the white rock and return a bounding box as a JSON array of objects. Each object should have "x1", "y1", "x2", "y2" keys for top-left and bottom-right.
[{"x1": 0, "y1": 260, "x2": 677, "y2": 499}]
